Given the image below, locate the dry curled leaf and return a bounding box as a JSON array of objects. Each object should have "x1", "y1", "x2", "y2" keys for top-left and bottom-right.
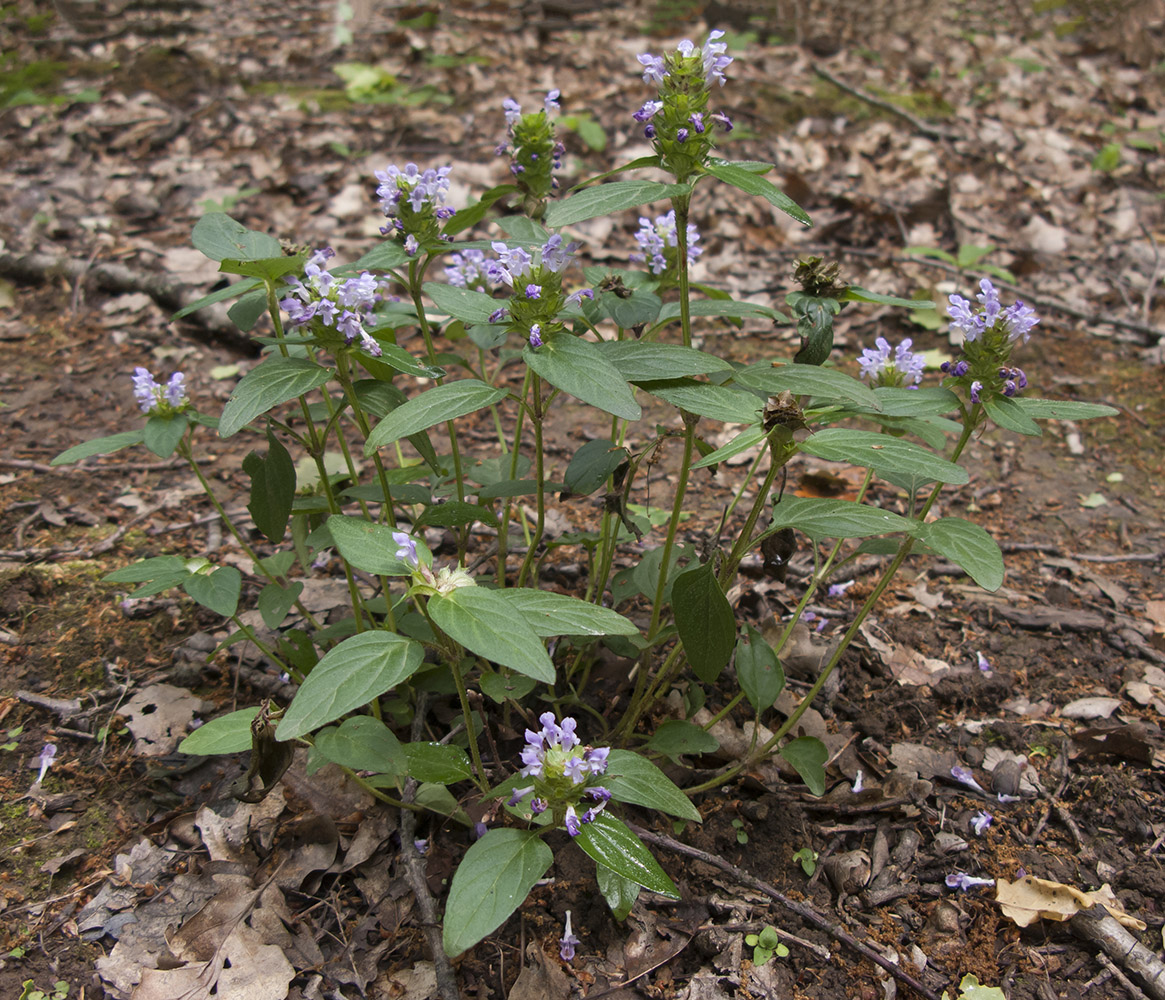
[{"x1": 995, "y1": 875, "x2": 1146, "y2": 930}]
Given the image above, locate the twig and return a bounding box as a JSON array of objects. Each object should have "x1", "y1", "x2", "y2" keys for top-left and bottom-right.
[
  {"x1": 1000, "y1": 542, "x2": 1163, "y2": 563},
  {"x1": 630, "y1": 825, "x2": 941, "y2": 1000},
  {"x1": 1098, "y1": 951, "x2": 1153, "y2": 1000},
  {"x1": 400, "y1": 695, "x2": 464, "y2": 1000},
  {"x1": 1070, "y1": 907, "x2": 1165, "y2": 1000},
  {"x1": 811, "y1": 63, "x2": 961, "y2": 141}
]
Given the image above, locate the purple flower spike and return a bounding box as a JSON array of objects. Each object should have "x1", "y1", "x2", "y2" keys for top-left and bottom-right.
[
  {"x1": 560, "y1": 910, "x2": 580, "y2": 961},
  {"x1": 946, "y1": 872, "x2": 995, "y2": 891}
]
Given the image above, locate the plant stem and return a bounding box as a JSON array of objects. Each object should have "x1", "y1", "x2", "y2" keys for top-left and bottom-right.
[{"x1": 516, "y1": 377, "x2": 546, "y2": 589}]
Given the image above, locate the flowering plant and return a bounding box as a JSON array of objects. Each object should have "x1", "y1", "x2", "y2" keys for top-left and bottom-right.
[{"x1": 52, "y1": 31, "x2": 1116, "y2": 963}]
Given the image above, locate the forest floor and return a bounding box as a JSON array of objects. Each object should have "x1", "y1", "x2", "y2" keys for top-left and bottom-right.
[{"x1": 2, "y1": 1, "x2": 1165, "y2": 998}]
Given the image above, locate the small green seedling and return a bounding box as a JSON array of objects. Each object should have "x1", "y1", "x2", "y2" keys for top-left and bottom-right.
[
  {"x1": 19, "y1": 981, "x2": 70, "y2": 1000},
  {"x1": 1, "y1": 725, "x2": 24, "y2": 751},
  {"x1": 941, "y1": 974, "x2": 1006, "y2": 1000},
  {"x1": 731, "y1": 818, "x2": 748, "y2": 844},
  {"x1": 744, "y1": 926, "x2": 789, "y2": 965},
  {"x1": 792, "y1": 846, "x2": 818, "y2": 876}
]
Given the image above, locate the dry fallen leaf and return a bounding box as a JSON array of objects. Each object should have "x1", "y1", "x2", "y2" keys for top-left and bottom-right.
[{"x1": 995, "y1": 876, "x2": 1146, "y2": 930}]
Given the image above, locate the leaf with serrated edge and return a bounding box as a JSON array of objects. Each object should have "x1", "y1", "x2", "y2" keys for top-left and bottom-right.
[
  {"x1": 800, "y1": 428, "x2": 968, "y2": 485},
  {"x1": 276, "y1": 631, "x2": 424, "y2": 740},
  {"x1": 442, "y1": 829, "x2": 552, "y2": 956},
  {"x1": 764, "y1": 497, "x2": 914, "y2": 541}
]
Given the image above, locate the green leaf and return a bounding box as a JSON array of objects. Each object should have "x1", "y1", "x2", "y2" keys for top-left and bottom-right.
[
  {"x1": 543, "y1": 180, "x2": 687, "y2": 227},
  {"x1": 866, "y1": 387, "x2": 961, "y2": 417},
  {"x1": 574, "y1": 812, "x2": 679, "y2": 897},
  {"x1": 597, "y1": 341, "x2": 732, "y2": 381},
  {"x1": 178, "y1": 707, "x2": 261, "y2": 755},
  {"x1": 498, "y1": 590, "x2": 640, "y2": 639},
  {"x1": 423, "y1": 282, "x2": 501, "y2": 325},
  {"x1": 218, "y1": 254, "x2": 306, "y2": 281},
  {"x1": 257, "y1": 581, "x2": 303, "y2": 629},
  {"x1": 704, "y1": 160, "x2": 811, "y2": 227},
  {"x1": 244, "y1": 429, "x2": 296, "y2": 543},
  {"x1": 347, "y1": 239, "x2": 411, "y2": 272},
  {"x1": 444, "y1": 184, "x2": 520, "y2": 236},
  {"x1": 315, "y1": 715, "x2": 406, "y2": 776},
  {"x1": 604, "y1": 749, "x2": 701, "y2": 821},
  {"x1": 428, "y1": 587, "x2": 555, "y2": 683},
  {"x1": 103, "y1": 555, "x2": 189, "y2": 586},
  {"x1": 638, "y1": 378, "x2": 761, "y2": 424},
  {"x1": 276, "y1": 631, "x2": 425, "y2": 740},
  {"x1": 764, "y1": 496, "x2": 915, "y2": 541},
  {"x1": 142, "y1": 413, "x2": 188, "y2": 458},
  {"x1": 913, "y1": 516, "x2": 1003, "y2": 591},
  {"x1": 478, "y1": 671, "x2": 537, "y2": 704},
  {"x1": 228, "y1": 288, "x2": 268, "y2": 332},
  {"x1": 982, "y1": 395, "x2": 1041, "y2": 436},
  {"x1": 327, "y1": 515, "x2": 423, "y2": 576},
  {"x1": 219, "y1": 356, "x2": 332, "y2": 438},
  {"x1": 404, "y1": 742, "x2": 473, "y2": 784},
  {"x1": 799, "y1": 428, "x2": 969, "y2": 484},
  {"x1": 172, "y1": 277, "x2": 263, "y2": 319},
  {"x1": 1012, "y1": 398, "x2": 1119, "y2": 422},
  {"x1": 779, "y1": 737, "x2": 827, "y2": 796},
  {"x1": 191, "y1": 212, "x2": 282, "y2": 261},
  {"x1": 365, "y1": 379, "x2": 509, "y2": 452},
  {"x1": 672, "y1": 560, "x2": 736, "y2": 683},
  {"x1": 524, "y1": 333, "x2": 641, "y2": 421},
  {"x1": 644, "y1": 719, "x2": 721, "y2": 760},
  {"x1": 563, "y1": 439, "x2": 628, "y2": 496},
  {"x1": 731, "y1": 363, "x2": 879, "y2": 411},
  {"x1": 497, "y1": 214, "x2": 550, "y2": 243},
  {"x1": 358, "y1": 340, "x2": 443, "y2": 380},
  {"x1": 600, "y1": 289, "x2": 663, "y2": 329},
  {"x1": 692, "y1": 425, "x2": 765, "y2": 470},
  {"x1": 657, "y1": 298, "x2": 787, "y2": 323},
  {"x1": 183, "y1": 566, "x2": 241, "y2": 618},
  {"x1": 596, "y1": 864, "x2": 639, "y2": 921},
  {"x1": 735, "y1": 625, "x2": 785, "y2": 711},
  {"x1": 442, "y1": 829, "x2": 553, "y2": 957},
  {"x1": 842, "y1": 287, "x2": 934, "y2": 309},
  {"x1": 414, "y1": 501, "x2": 499, "y2": 530},
  {"x1": 52, "y1": 429, "x2": 145, "y2": 466}
]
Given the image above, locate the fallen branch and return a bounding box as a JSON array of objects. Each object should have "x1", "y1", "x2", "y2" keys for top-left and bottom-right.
[
  {"x1": 0, "y1": 249, "x2": 255, "y2": 351},
  {"x1": 1070, "y1": 907, "x2": 1165, "y2": 1000},
  {"x1": 630, "y1": 825, "x2": 942, "y2": 1000},
  {"x1": 811, "y1": 63, "x2": 961, "y2": 141}
]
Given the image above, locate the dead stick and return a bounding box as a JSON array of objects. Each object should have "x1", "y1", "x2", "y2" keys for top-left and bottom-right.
[
  {"x1": 1071, "y1": 908, "x2": 1165, "y2": 1000},
  {"x1": 630, "y1": 825, "x2": 941, "y2": 1000},
  {"x1": 811, "y1": 63, "x2": 960, "y2": 141}
]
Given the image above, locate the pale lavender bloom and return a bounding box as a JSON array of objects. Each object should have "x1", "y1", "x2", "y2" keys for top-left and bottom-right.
[
  {"x1": 701, "y1": 29, "x2": 732, "y2": 86},
  {"x1": 970, "y1": 380, "x2": 983, "y2": 404},
  {"x1": 444, "y1": 248, "x2": 492, "y2": 291},
  {"x1": 35, "y1": 743, "x2": 57, "y2": 783},
  {"x1": 564, "y1": 756, "x2": 588, "y2": 784},
  {"x1": 133, "y1": 368, "x2": 187, "y2": 413},
  {"x1": 828, "y1": 579, "x2": 855, "y2": 598},
  {"x1": 414, "y1": 839, "x2": 429, "y2": 854},
  {"x1": 977, "y1": 651, "x2": 991, "y2": 672},
  {"x1": 560, "y1": 910, "x2": 580, "y2": 961},
  {"x1": 489, "y1": 307, "x2": 508, "y2": 323},
  {"x1": 857, "y1": 339, "x2": 892, "y2": 380},
  {"x1": 566, "y1": 288, "x2": 594, "y2": 307},
  {"x1": 508, "y1": 785, "x2": 534, "y2": 807},
  {"x1": 947, "y1": 293, "x2": 985, "y2": 342},
  {"x1": 279, "y1": 671, "x2": 291, "y2": 684},
  {"x1": 164, "y1": 373, "x2": 186, "y2": 407},
  {"x1": 540, "y1": 234, "x2": 578, "y2": 274},
  {"x1": 857, "y1": 337, "x2": 924, "y2": 386},
  {"x1": 976, "y1": 277, "x2": 1001, "y2": 327},
  {"x1": 584, "y1": 746, "x2": 609, "y2": 775},
  {"x1": 689, "y1": 112, "x2": 705, "y2": 133},
  {"x1": 637, "y1": 52, "x2": 666, "y2": 83},
  {"x1": 946, "y1": 872, "x2": 994, "y2": 891},
  {"x1": 503, "y1": 98, "x2": 522, "y2": 124},
  {"x1": 709, "y1": 110, "x2": 733, "y2": 131},
  {"x1": 1001, "y1": 301, "x2": 1039, "y2": 343},
  {"x1": 544, "y1": 89, "x2": 560, "y2": 114},
  {"x1": 404, "y1": 234, "x2": 419, "y2": 256},
  {"x1": 564, "y1": 804, "x2": 582, "y2": 837},
  {"x1": 375, "y1": 163, "x2": 452, "y2": 218},
  {"x1": 633, "y1": 100, "x2": 662, "y2": 122},
  {"x1": 529, "y1": 325, "x2": 543, "y2": 348},
  {"x1": 971, "y1": 811, "x2": 993, "y2": 835},
  {"x1": 632, "y1": 210, "x2": 702, "y2": 274},
  {"x1": 525, "y1": 283, "x2": 541, "y2": 300},
  {"x1": 392, "y1": 531, "x2": 418, "y2": 568},
  {"x1": 530, "y1": 797, "x2": 548, "y2": 814},
  {"x1": 951, "y1": 766, "x2": 987, "y2": 794},
  {"x1": 852, "y1": 769, "x2": 864, "y2": 793},
  {"x1": 948, "y1": 278, "x2": 1038, "y2": 345}
]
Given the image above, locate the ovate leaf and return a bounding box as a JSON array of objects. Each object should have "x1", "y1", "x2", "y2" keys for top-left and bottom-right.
[
  {"x1": 913, "y1": 516, "x2": 1004, "y2": 592},
  {"x1": 428, "y1": 587, "x2": 554, "y2": 683},
  {"x1": 219, "y1": 356, "x2": 332, "y2": 438},
  {"x1": 179, "y1": 707, "x2": 261, "y2": 755},
  {"x1": 604, "y1": 749, "x2": 701, "y2": 822},
  {"x1": 734, "y1": 625, "x2": 785, "y2": 711},
  {"x1": 779, "y1": 736, "x2": 827, "y2": 796},
  {"x1": 574, "y1": 812, "x2": 679, "y2": 897},
  {"x1": 672, "y1": 560, "x2": 735, "y2": 683}
]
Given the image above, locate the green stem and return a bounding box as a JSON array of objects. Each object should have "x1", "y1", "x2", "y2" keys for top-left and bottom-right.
[
  {"x1": 228, "y1": 613, "x2": 294, "y2": 678},
  {"x1": 516, "y1": 376, "x2": 546, "y2": 589},
  {"x1": 497, "y1": 369, "x2": 533, "y2": 588},
  {"x1": 718, "y1": 438, "x2": 793, "y2": 590}
]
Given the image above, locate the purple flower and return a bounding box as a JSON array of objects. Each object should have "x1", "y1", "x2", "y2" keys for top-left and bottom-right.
[
  {"x1": 971, "y1": 811, "x2": 993, "y2": 835},
  {"x1": 828, "y1": 579, "x2": 855, "y2": 598},
  {"x1": 709, "y1": 111, "x2": 734, "y2": 132},
  {"x1": 970, "y1": 380, "x2": 983, "y2": 404},
  {"x1": 1001, "y1": 301, "x2": 1039, "y2": 343},
  {"x1": 474, "y1": 821, "x2": 488, "y2": 839},
  {"x1": 544, "y1": 89, "x2": 561, "y2": 114},
  {"x1": 404, "y1": 234, "x2": 419, "y2": 256},
  {"x1": 525, "y1": 283, "x2": 542, "y2": 300},
  {"x1": 637, "y1": 53, "x2": 666, "y2": 83},
  {"x1": 701, "y1": 29, "x2": 732, "y2": 86},
  {"x1": 566, "y1": 288, "x2": 594, "y2": 307},
  {"x1": 643, "y1": 123, "x2": 656, "y2": 139},
  {"x1": 857, "y1": 337, "x2": 925, "y2": 386},
  {"x1": 952, "y1": 360, "x2": 970, "y2": 377},
  {"x1": 633, "y1": 100, "x2": 662, "y2": 122},
  {"x1": 946, "y1": 872, "x2": 995, "y2": 891},
  {"x1": 632, "y1": 210, "x2": 702, "y2": 274},
  {"x1": 676, "y1": 127, "x2": 690, "y2": 143},
  {"x1": 503, "y1": 98, "x2": 522, "y2": 124},
  {"x1": 976, "y1": 651, "x2": 991, "y2": 672},
  {"x1": 564, "y1": 756, "x2": 588, "y2": 784},
  {"x1": 508, "y1": 785, "x2": 535, "y2": 807},
  {"x1": 584, "y1": 746, "x2": 609, "y2": 775},
  {"x1": 540, "y1": 234, "x2": 579, "y2": 274},
  {"x1": 393, "y1": 531, "x2": 418, "y2": 568},
  {"x1": 34, "y1": 743, "x2": 56, "y2": 784},
  {"x1": 528, "y1": 324, "x2": 543, "y2": 348},
  {"x1": 531, "y1": 797, "x2": 548, "y2": 814},
  {"x1": 951, "y1": 766, "x2": 987, "y2": 794},
  {"x1": 564, "y1": 805, "x2": 582, "y2": 837},
  {"x1": 444, "y1": 248, "x2": 492, "y2": 292},
  {"x1": 560, "y1": 910, "x2": 580, "y2": 961},
  {"x1": 948, "y1": 278, "x2": 1039, "y2": 345},
  {"x1": 689, "y1": 112, "x2": 705, "y2": 133},
  {"x1": 414, "y1": 839, "x2": 429, "y2": 854},
  {"x1": 133, "y1": 367, "x2": 187, "y2": 414},
  {"x1": 947, "y1": 293, "x2": 984, "y2": 342},
  {"x1": 489, "y1": 307, "x2": 508, "y2": 324}
]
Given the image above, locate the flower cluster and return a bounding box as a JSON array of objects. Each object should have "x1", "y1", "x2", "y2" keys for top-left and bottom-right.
[
  {"x1": 133, "y1": 368, "x2": 188, "y2": 414},
  {"x1": 496, "y1": 91, "x2": 566, "y2": 216},
  {"x1": 485, "y1": 235, "x2": 592, "y2": 347},
  {"x1": 443, "y1": 247, "x2": 494, "y2": 292},
  {"x1": 374, "y1": 162, "x2": 455, "y2": 255},
  {"x1": 508, "y1": 713, "x2": 611, "y2": 837},
  {"x1": 856, "y1": 337, "x2": 925, "y2": 388},
  {"x1": 631, "y1": 209, "x2": 702, "y2": 277},
  {"x1": 280, "y1": 247, "x2": 383, "y2": 356},
  {"x1": 943, "y1": 279, "x2": 1039, "y2": 405},
  {"x1": 635, "y1": 31, "x2": 734, "y2": 182}
]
